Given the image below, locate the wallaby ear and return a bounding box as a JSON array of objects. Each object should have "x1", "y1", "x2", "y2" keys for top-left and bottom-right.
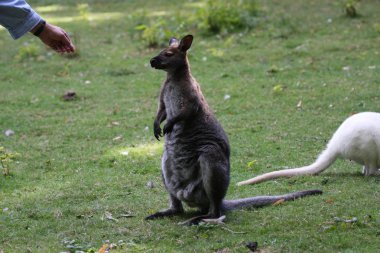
[
  {"x1": 179, "y1": 35, "x2": 193, "y2": 52},
  {"x1": 169, "y1": 37, "x2": 178, "y2": 46}
]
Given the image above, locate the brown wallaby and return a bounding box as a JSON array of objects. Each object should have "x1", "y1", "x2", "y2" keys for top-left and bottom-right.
[{"x1": 146, "y1": 34, "x2": 322, "y2": 225}]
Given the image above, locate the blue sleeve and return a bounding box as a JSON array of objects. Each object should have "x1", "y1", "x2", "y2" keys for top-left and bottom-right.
[{"x1": 0, "y1": 0, "x2": 43, "y2": 39}]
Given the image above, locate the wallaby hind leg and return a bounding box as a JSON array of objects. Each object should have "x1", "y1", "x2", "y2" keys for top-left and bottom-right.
[
  {"x1": 363, "y1": 164, "x2": 380, "y2": 176},
  {"x1": 180, "y1": 151, "x2": 229, "y2": 225},
  {"x1": 146, "y1": 151, "x2": 184, "y2": 220}
]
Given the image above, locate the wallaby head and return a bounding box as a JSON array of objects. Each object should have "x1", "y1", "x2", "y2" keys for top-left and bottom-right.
[{"x1": 150, "y1": 35, "x2": 193, "y2": 72}]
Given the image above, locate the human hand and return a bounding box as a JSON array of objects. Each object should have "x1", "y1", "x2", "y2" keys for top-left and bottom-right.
[{"x1": 38, "y1": 23, "x2": 75, "y2": 53}]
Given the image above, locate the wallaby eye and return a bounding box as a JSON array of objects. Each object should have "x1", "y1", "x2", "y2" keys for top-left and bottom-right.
[{"x1": 164, "y1": 51, "x2": 174, "y2": 57}]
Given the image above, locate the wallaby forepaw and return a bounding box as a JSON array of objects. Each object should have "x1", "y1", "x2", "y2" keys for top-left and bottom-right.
[
  {"x1": 154, "y1": 131, "x2": 162, "y2": 141},
  {"x1": 153, "y1": 123, "x2": 162, "y2": 140},
  {"x1": 163, "y1": 122, "x2": 174, "y2": 135}
]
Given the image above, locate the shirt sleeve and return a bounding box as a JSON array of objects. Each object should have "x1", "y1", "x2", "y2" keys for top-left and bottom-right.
[{"x1": 0, "y1": 0, "x2": 43, "y2": 39}]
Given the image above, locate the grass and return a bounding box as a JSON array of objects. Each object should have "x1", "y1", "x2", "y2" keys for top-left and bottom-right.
[{"x1": 0, "y1": 0, "x2": 380, "y2": 252}]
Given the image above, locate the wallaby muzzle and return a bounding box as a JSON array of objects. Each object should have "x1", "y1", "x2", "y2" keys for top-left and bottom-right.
[{"x1": 150, "y1": 57, "x2": 162, "y2": 69}]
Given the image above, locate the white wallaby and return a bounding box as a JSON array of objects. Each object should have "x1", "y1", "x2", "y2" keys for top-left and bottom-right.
[{"x1": 238, "y1": 112, "x2": 380, "y2": 186}]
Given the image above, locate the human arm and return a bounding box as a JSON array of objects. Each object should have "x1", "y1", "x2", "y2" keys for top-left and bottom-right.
[
  {"x1": 0, "y1": 0, "x2": 75, "y2": 53},
  {"x1": 0, "y1": 0, "x2": 41, "y2": 39}
]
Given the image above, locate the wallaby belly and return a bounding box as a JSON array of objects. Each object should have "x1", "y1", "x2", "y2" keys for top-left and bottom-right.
[
  {"x1": 162, "y1": 139, "x2": 208, "y2": 208},
  {"x1": 162, "y1": 119, "x2": 229, "y2": 209}
]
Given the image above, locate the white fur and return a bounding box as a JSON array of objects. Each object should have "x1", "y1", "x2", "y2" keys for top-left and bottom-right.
[{"x1": 238, "y1": 112, "x2": 380, "y2": 186}]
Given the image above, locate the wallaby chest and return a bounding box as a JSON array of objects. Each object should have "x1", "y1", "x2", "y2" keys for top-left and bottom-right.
[{"x1": 162, "y1": 81, "x2": 187, "y2": 119}]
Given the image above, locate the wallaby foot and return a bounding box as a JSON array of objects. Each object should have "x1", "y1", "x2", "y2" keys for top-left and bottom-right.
[
  {"x1": 145, "y1": 208, "x2": 184, "y2": 220},
  {"x1": 362, "y1": 166, "x2": 380, "y2": 176}
]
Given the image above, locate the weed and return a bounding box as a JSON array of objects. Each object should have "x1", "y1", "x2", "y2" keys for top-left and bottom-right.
[
  {"x1": 134, "y1": 19, "x2": 170, "y2": 48},
  {"x1": 345, "y1": 0, "x2": 360, "y2": 18},
  {"x1": 77, "y1": 3, "x2": 90, "y2": 21},
  {"x1": 0, "y1": 147, "x2": 19, "y2": 176},
  {"x1": 14, "y1": 43, "x2": 39, "y2": 61},
  {"x1": 133, "y1": 13, "x2": 189, "y2": 48},
  {"x1": 200, "y1": 0, "x2": 259, "y2": 34},
  {"x1": 132, "y1": 0, "x2": 260, "y2": 47}
]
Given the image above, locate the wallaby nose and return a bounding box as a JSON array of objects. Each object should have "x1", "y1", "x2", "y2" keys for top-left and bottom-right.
[{"x1": 150, "y1": 58, "x2": 158, "y2": 68}]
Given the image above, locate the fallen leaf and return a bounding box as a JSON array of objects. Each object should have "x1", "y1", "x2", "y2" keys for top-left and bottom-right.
[
  {"x1": 334, "y1": 217, "x2": 358, "y2": 223},
  {"x1": 202, "y1": 215, "x2": 226, "y2": 225},
  {"x1": 267, "y1": 65, "x2": 280, "y2": 74},
  {"x1": 246, "y1": 242, "x2": 258, "y2": 252},
  {"x1": 146, "y1": 181, "x2": 155, "y2": 189},
  {"x1": 224, "y1": 94, "x2": 231, "y2": 100},
  {"x1": 247, "y1": 160, "x2": 257, "y2": 169},
  {"x1": 63, "y1": 90, "x2": 76, "y2": 101},
  {"x1": 113, "y1": 135, "x2": 123, "y2": 141},
  {"x1": 98, "y1": 244, "x2": 109, "y2": 253},
  {"x1": 120, "y1": 150, "x2": 129, "y2": 156},
  {"x1": 325, "y1": 199, "x2": 334, "y2": 204},
  {"x1": 272, "y1": 85, "x2": 284, "y2": 94},
  {"x1": 296, "y1": 100, "x2": 302, "y2": 109},
  {"x1": 272, "y1": 199, "x2": 285, "y2": 206},
  {"x1": 118, "y1": 213, "x2": 135, "y2": 218},
  {"x1": 104, "y1": 211, "x2": 118, "y2": 222},
  {"x1": 109, "y1": 243, "x2": 118, "y2": 249},
  {"x1": 4, "y1": 129, "x2": 15, "y2": 137}
]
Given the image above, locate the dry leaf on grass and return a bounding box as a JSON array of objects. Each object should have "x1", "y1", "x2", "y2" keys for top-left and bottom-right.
[
  {"x1": 272, "y1": 199, "x2": 285, "y2": 206},
  {"x1": 113, "y1": 135, "x2": 123, "y2": 141},
  {"x1": 246, "y1": 241, "x2": 258, "y2": 252},
  {"x1": 4, "y1": 129, "x2": 15, "y2": 137},
  {"x1": 63, "y1": 90, "x2": 77, "y2": 101},
  {"x1": 117, "y1": 211, "x2": 135, "y2": 218},
  {"x1": 98, "y1": 244, "x2": 109, "y2": 253},
  {"x1": 103, "y1": 211, "x2": 118, "y2": 222},
  {"x1": 202, "y1": 215, "x2": 226, "y2": 225}
]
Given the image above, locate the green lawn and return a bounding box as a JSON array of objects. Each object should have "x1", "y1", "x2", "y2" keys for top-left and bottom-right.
[{"x1": 1, "y1": 0, "x2": 380, "y2": 252}]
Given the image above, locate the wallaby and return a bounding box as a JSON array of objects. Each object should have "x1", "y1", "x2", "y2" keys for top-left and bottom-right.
[
  {"x1": 238, "y1": 112, "x2": 380, "y2": 186},
  {"x1": 146, "y1": 34, "x2": 322, "y2": 225}
]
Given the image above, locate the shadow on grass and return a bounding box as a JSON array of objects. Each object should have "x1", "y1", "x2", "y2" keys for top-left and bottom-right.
[{"x1": 321, "y1": 171, "x2": 364, "y2": 178}]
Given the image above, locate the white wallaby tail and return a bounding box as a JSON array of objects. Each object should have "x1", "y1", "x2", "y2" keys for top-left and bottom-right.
[{"x1": 237, "y1": 146, "x2": 338, "y2": 186}]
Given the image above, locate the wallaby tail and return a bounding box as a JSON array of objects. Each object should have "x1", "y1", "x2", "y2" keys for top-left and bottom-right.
[
  {"x1": 222, "y1": 189, "x2": 322, "y2": 211},
  {"x1": 237, "y1": 147, "x2": 338, "y2": 186}
]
